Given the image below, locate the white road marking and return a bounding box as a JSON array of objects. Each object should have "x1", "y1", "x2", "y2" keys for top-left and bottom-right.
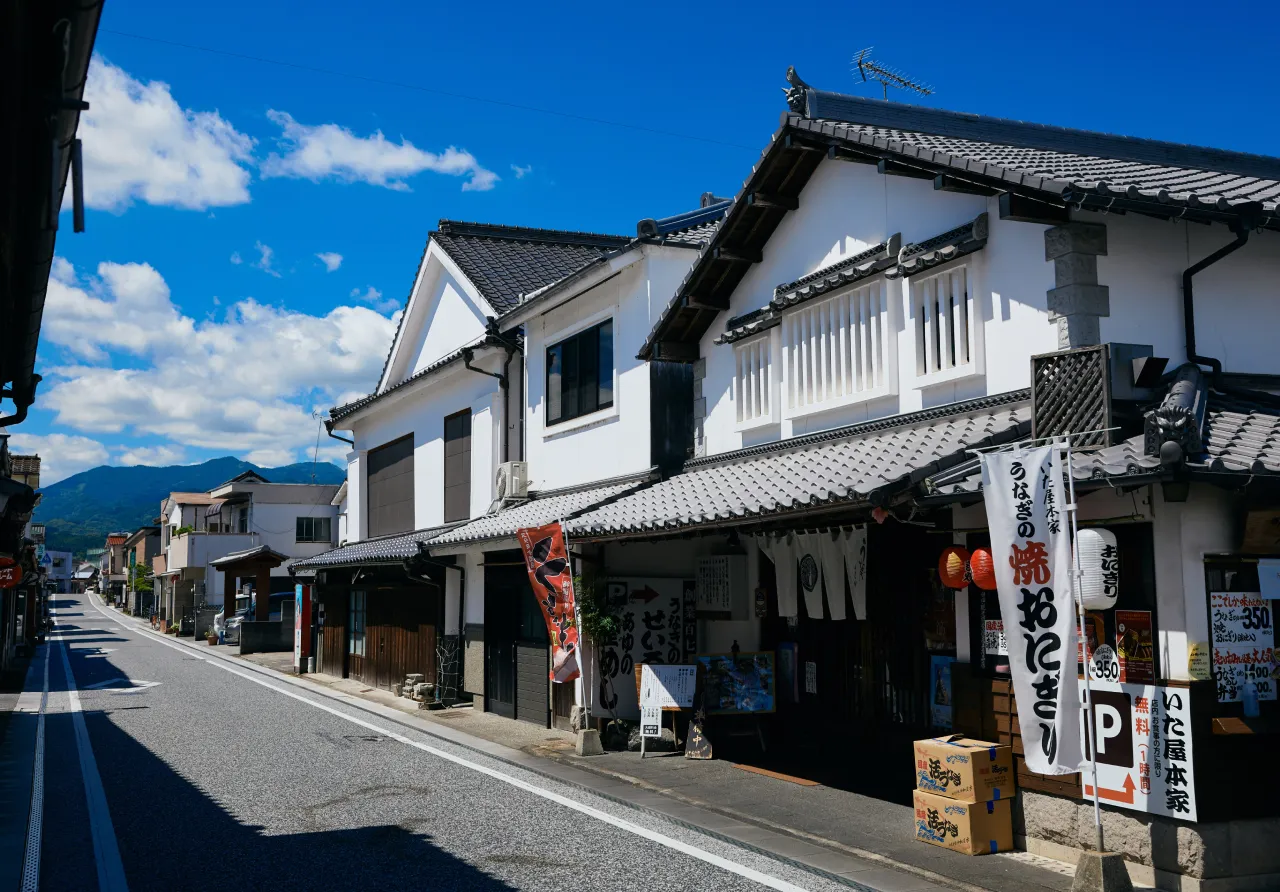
[
  {"x1": 86, "y1": 597, "x2": 813, "y2": 892},
  {"x1": 56, "y1": 637, "x2": 130, "y2": 892},
  {"x1": 83, "y1": 678, "x2": 162, "y2": 692},
  {"x1": 20, "y1": 648, "x2": 49, "y2": 892}
]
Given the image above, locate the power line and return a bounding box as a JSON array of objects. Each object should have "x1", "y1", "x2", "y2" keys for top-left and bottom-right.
[{"x1": 99, "y1": 28, "x2": 757, "y2": 151}]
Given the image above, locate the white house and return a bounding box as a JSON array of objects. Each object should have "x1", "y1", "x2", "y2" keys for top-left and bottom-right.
[
  {"x1": 156, "y1": 472, "x2": 339, "y2": 630},
  {"x1": 557, "y1": 80, "x2": 1280, "y2": 889}
]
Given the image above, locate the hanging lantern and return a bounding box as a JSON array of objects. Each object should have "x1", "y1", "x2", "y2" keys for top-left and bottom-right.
[
  {"x1": 969, "y1": 547, "x2": 998, "y2": 591},
  {"x1": 1076, "y1": 528, "x2": 1120, "y2": 609},
  {"x1": 938, "y1": 547, "x2": 970, "y2": 589}
]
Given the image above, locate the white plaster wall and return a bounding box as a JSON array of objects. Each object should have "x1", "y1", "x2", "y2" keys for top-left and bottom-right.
[
  {"x1": 349, "y1": 359, "x2": 503, "y2": 535},
  {"x1": 700, "y1": 159, "x2": 1058, "y2": 456},
  {"x1": 524, "y1": 251, "x2": 693, "y2": 492},
  {"x1": 247, "y1": 501, "x2": 339, "y2": 565},
  {"x1": 382, "y1": 246, "x2": 494, "y2": 388},
  {"x1": 345, "y1": 451, "x2": 366, "y2": 542},
  {"x1": 1094, "y1": 212, "x2": 1280, "y2": 373},
  {"x1": 469, "y1": 393, "x2": 499, "y2": 517}
]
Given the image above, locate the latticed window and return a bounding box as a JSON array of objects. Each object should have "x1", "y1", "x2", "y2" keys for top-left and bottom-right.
[
  {"x1": 911, "y1": 264, "x2": 980, "y2": 384},
  {"x1": 781, "y1": 280, "x2": 895, "y2": 418},
  {"x1": 733, "y1": 334, "x2": 775, "y2": 429}
]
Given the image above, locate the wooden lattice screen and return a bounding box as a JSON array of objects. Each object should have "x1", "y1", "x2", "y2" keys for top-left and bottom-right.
[{"x1": 1031, "y1": 345, "x2": 1112, "y2": 448}]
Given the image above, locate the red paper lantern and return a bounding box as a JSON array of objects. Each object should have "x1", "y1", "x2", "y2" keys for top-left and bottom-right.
[
  {"x1": 938, "y1": 547, "x2": 970, "y2": 589},
  {"x1": 969, "y1": 547, "x2": 997, "y2": 591}
]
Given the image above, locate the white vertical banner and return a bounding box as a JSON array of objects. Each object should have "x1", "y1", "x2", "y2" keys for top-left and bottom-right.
[
  {"x1": 980, "y1": 445, "x2": 1083, "y2": 775},
  {"x1": 845, "y1": 525, "x2": 868, "y2": 620}
]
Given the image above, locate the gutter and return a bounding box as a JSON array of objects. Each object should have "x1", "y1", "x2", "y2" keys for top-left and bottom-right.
[{"x1": 1182, "y1": 220, "x2": 1255, "y2": 388}]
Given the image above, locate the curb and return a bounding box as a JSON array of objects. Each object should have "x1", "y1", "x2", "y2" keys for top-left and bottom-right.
[{"x1": 97, "y1": 599, "x2": 969, "y2": 892}]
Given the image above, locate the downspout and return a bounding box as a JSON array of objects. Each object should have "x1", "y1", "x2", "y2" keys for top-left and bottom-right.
[
  {"x1": 462, "y1": 331, "x2": 519, "y2": 462},
  {"x1": 323, "y1": 418, "x2": 354, "y2": 447},
  {"x1": 1183, "y1": 222, "x2": 1251, "y2": 388}
]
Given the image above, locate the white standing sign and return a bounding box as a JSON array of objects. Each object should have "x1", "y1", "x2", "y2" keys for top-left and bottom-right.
[
  {"x1": 1079, "y1": 679, "x2": 1197, "y2": 822},
  {"x1": 980, "y1": 445, "x2": 1083, "y2": 776},
  {"x1": 640, "y1": 663, "x2": 697, "y2": 709},
  {"x1": 640, "y1": 706, "x2": 662, "y2": 738}
]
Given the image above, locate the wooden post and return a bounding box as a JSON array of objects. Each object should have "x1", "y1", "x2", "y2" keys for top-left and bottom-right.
[
  {"x1": 223, "y1": 566, "x2": 234, "y2": 629},
  {"x1": 255, "y1": 562, "x2": 271, "y2": 622}
]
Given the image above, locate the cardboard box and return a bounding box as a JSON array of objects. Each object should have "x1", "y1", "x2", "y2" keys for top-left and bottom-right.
[
  {"x1": 913, "y1": 735, "x2": 1014, "y2": 802},
  {"x1": 912, "y1": 789, "x2": 1013, "y2": 856}
]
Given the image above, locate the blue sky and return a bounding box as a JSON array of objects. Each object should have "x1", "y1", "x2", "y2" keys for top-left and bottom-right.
[{"x1": 16, "y1": 0, "x2": 1279, "y2": 482}]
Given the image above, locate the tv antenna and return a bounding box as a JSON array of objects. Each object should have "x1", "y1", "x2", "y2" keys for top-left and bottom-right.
[{"x1": 852, "y1": 47, "x2": 933, "y2": 100}]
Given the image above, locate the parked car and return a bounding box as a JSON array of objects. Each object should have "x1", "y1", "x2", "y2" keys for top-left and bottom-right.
[{"x1": 216, "y1": 590, "x2": 294, "y2": 644}]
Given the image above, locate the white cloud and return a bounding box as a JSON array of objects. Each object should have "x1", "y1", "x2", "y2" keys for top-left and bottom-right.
[
  {"x1": 6, "y1": 433, "x2": 110, "y2": 485},
  {"x1": 40, "y1": 258, "x2": 398, "y2": 464},
  {"x1": 75, "y1": 56, "x2": 255, "y2": 212},
  {"x1": 230, "y1": 252, "x2": 243, "y2": 265},
  {"x1": 245, "y1": 448, "x2": 300, "y2": 468},
  {"x1": 350, "y1": 286, "x2": 399, "y2": 315},
  {"x1": 116, "y1": 444, "x2": 186, "y2": 467},
  {"x1": 316, "y1": 252, "x2": 343, "y2": 272},
  {"x1": 252, "y1": 241, "x2": 281, "y2": 277},
  {"x1": 511, "y1": 164, "x2": 532, "y2": 179},
  {"x1": 260, "y1": 110, "x2": 498, "y2": 192}
]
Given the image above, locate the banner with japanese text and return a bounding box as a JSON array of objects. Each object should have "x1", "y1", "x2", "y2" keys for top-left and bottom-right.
[
  {"x1": 980, "y1": 445, "x2": 1083, "y2": 775},
  {"x1": 516, "y1": 522, "x2": 581, "y2": 683}
]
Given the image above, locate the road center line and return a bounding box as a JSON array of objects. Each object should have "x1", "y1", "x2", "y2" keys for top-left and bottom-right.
[
  {"x1": 87, "y1": 598, "x2": 812, "y2": 892},
  {"x1": 54, "y1": 634, "x2": 130, "y2": 892},
  {"x1": 19, "y1": 647, "x2": 49, "y2": 892}
]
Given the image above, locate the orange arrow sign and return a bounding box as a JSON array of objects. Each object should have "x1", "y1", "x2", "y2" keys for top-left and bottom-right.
[{"x1": 1084, "y1": 773, "x2": 1135, "y2": 804}]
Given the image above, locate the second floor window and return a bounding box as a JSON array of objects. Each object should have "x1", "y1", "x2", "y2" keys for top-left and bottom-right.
[
  {"x1": 444, "y1": 409, "x2": 472, "y2": 523},
  {"x1": 296, "y1": 516, "x2": 332, "y2": 543},
  {"x1": 547, "y1": 319, "x2": 613, "y2": 425}
]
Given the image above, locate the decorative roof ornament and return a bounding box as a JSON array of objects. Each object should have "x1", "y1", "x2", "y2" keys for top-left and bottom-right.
[{"x1": 783, "y1": 66, "x2": 810, "y2": 115}]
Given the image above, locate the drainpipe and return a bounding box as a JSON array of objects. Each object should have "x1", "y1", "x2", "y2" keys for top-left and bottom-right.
[
  {"x1": 1183, "y1": 222, "x2": 1251, "y2": 388},
  {"x1": 461, "y1": 333, "x2": 519, "y2": 462},
  {"x1": 323, "y1": 418, "x2": 354, "y2": 447}
]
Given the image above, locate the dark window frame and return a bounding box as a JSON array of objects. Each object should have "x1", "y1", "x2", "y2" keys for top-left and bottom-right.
[
  {"x1": 295, "y1": 516, "x2": 332, "y2": 544},
  {"x1": 546, "y1": 319, "x2": 614, "y2": 426},
  {"x1": 443, "y1": 409, "x2": 473, "y2": 523}
]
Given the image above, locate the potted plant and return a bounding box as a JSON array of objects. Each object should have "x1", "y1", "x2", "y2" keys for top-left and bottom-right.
[{"x1": 205, "y1": 628, "x2": 218, "y2": 645}]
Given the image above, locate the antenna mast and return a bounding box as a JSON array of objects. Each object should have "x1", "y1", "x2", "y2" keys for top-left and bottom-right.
[{"x1": 852, "y1": 47, "x2": 933, "y2": 100}]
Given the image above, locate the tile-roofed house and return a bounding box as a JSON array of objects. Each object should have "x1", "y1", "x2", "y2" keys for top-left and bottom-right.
[
  {"x1": 640, "y1": 79, "x2": 1280, "y2": 361},
  {"x1": 567, "y1": 392, "x2": 1029, "y2": 539},
  {"x1": 291, "y1": 524, "x2": 459, "y2": 569},
  {"x1": 430, "y1": 221, "x2": 630, "y2": 316}
]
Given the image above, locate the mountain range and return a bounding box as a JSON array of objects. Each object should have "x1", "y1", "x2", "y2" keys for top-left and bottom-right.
[{"x1": 35, "y1": 456, "x2": 345, "y2": 558}]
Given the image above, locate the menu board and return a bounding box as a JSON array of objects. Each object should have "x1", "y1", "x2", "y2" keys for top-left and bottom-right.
[
  {"x1": 1209, "y1": 592, "x2": 1276, "y2": 704},
  {"x1": 1115, "y1": 610, "x2": 1154, "y2": 684}
]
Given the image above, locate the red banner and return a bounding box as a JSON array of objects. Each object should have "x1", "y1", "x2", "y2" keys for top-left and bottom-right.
[
  {"x1": 516, "y1": 522, "x2": 580, "y2": 683},
  {"x1": 0, "y1": 557, "x2": 22, "y2": 589}
]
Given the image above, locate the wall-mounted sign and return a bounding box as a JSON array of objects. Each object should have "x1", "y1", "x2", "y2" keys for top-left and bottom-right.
[
  {"x1": 1115, "y1": 610, "x2": 1154, "y2": 684},
  {"x1": 0, "y1": 558, "x2": 22, "y2": 589},
  {"x1": 640, "y1": 663, "x2": 696, "y2": 710},
  {"x1": 1187, "y1": 642, "x2": 1212, "y2": 681},
  {"x1": 1209, "y1": 592, "x2": 1275, "y2": 704},
  {"x1": 983, "y1": 619, "x2": 1007, "y2": 656},
  {"x1": 1080, "y1": 679, "x2": 1197, "y2": 822},
  {"x1": 696, "y1": 555, "x2": 745, "y2": 618}
]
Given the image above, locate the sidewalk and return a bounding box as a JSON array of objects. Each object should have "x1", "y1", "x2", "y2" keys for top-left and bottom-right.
[{"x1": 145, "y1": 615, "x2": 1090, "y2": 892}]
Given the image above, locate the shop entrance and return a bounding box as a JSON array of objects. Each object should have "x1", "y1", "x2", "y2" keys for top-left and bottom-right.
[
  {"x1": 484, "y1": 559, "x2": 550, "y2": 726},
  {"x1": 341, "y1": 586, "x2": 440, "y2": 691}
]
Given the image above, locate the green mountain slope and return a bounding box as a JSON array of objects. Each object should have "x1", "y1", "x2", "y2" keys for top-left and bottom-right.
[{"x1": 35, "y1": 456, "x2": 344, "y2": 557}]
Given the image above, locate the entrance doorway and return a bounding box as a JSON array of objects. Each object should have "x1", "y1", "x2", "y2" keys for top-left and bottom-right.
[{"x1": 484, "y1": 560, "x2": 549, "y2": 726}]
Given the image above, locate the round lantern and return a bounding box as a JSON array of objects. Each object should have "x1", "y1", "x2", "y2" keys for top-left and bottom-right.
[
  {"x1": 1076, "y1": 528, "x2": 1120, "y2": 609},
  {"x1": 969, "y1": 547, "x2": 998, "y2": 591},
  {"x1": 938, "y1": 547, "x2": 970, "y2": 589}
]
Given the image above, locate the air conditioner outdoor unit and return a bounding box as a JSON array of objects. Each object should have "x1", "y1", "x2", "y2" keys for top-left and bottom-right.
[{"x1": 494, "y1": 461, "x2": 529, "y2": 502}]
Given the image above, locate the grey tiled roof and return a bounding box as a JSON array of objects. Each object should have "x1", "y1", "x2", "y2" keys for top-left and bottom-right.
[
  {"x1": 797, "y1": 91, "x2": 1280, "y2": 214},
  {"x1": 209, "y1": 545, "x2": 290, "y2": 567},
  {"x1": 567, "y1": 396, "x2": 1030, "y2": 538},
  {"x1": 428, "y1": 476, "x2": 652, "y2": 549},
  {"x1": 433, "y1": 221, "x2": 630, "y2": 316},
  {"x1": 331, "y1": 336, "x2": 497, "y2": 424},
  {"x1": 923, "y1": 390, "x2": 1280, "y2": 497},
  {"x1": 290, "y1": 524, "x2": 459, "y2": 569}
]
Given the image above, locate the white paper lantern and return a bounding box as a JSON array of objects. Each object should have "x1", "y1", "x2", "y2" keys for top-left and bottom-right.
[{"x1": 1076, "y1": 528, "x2": 1120, "y2": 609}]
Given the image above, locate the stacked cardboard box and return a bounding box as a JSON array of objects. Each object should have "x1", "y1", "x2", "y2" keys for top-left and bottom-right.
[{"x1": 911, "y1": 735, "x2": 1015, "y2": 856}]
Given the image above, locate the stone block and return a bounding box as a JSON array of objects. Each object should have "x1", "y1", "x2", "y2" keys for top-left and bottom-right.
[
  {"x1": 1070, "y1": 851, "x2": 1133, "y2": 892},
  {"x1": 1022, "y1": 790, "x2": 1081, "y2": 847},
  {"x1": 1088, "y1": 807, "x2": 1154, "y2": 867},
  {"x1": 693, "y1": 377, "x2": 703, "y2": 399},
  {"x1": 575, "y1": 729, "x2": 604, "y2": 756},
  {"x1": 692, "y1": 358, "x2": 707, "y2": 381},
  {"x1": 1054, "y1": 252, "x2": 1100, "y2": 286},
  {"x1": 692, "y1": 397, "x2": 706, "y2": 419},
  {"x1": 1045, "y1": 222, "x2": 1108, "y2": 260},
  {"x1": 569, "y1": 704, "x2": 587, "y2": 731},
  {"x1": 1230, "y1": 816, "x2": 1280, "y2": 877},
  {"x1": 1057, "y1": 314, "x2": 1102, "y2": 349},
  {"x1": 1180, "y1": 821, "x2": 1232, "y2": 879},
  {"x1": 1047, "y1": 283, "x2": 1111, "y2": 318},
  {"x1": 405, "y1": 673, "x2": 425, "y2": 684}
]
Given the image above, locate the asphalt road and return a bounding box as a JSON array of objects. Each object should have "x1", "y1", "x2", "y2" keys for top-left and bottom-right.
[{"x1": 28, "y1": 593, "x2": 848, "y2": 892}]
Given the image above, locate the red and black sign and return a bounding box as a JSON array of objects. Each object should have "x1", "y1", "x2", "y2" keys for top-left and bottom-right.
[{"x1": 0, "y1": 557, "x2": 22, "y2": 589}]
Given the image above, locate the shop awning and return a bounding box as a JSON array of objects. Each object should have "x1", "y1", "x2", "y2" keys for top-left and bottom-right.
[
  {"x1": 426, "y1": 473, "x2": 654, "y2": 554},
  {"x1": 209, "y1": 544, "x2": 290, "y2": 568},
  {"x1": 565, "y1": 392, "x2": 1030, "y2": 540},
  {"x1": 290, "y1": 523, "x2": 460, "y2": 569},
  {"x1": 204, "y1": 499, "x2": 227, "y2": 517}
]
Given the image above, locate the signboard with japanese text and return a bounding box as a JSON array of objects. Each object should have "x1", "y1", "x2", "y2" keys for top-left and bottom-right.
[
  {"x1": 1209, "y1": 592, "x2": 1276, "y2": 703},
  {"x1": 695, "y1": 555, "x2": 744, "y2": 617},
  {"x1": 640, "y1": 706, "x2": 662, "y2": 737},
  {"x1": 0, "y1": 557, "x2": 22, "y2": 589},
  {"x1": 983, "y1": 619, "x2": 1007, "y2": 656},
  {"x1": 590, "y1": 577, "x2": 694, "y2": 719},
  {"x1": 640, "y1": 663, "x2": 697, "y2": 710},
  {"x1": 1115, "y1": 610, "x2": 1154, "y2": 684},
  {"x1": 1080, "y1": 679, "x2": 1197, "y2": 822},
  {"x1": 980, "y1": 446, "x2": 1082, "y2": 775},
  {"x1": 516, "y1": 522, "x2": 581, "y2": 684}
]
